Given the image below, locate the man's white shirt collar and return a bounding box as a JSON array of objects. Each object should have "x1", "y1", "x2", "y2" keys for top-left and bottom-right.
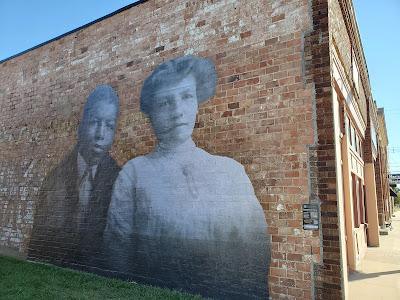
[{"x1": 77, "y1": 152, "x2": 98, "y2": 180}]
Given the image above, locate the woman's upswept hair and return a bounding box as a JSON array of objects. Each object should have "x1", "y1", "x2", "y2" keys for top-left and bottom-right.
[{"x1": 140, "y1": 55, "x2": 217, "y2": 114}]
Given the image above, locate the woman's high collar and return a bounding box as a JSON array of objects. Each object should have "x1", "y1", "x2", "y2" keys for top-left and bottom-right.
[{"x1": 155, "y1": 138, "x2": 196, "y2": 156}]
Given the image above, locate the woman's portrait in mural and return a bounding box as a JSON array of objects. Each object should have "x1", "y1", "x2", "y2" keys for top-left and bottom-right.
[
  {"x1": 28, "y1": 85, "x2": 120, "y2": 268},
  {"x1": 104, "y1": 56, "x2": 270, "y2": 299}
]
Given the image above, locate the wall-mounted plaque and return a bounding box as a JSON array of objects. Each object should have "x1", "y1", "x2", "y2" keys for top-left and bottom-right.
[{"x1": 303, "y1": 204, "x2": 319, "y2": 230}]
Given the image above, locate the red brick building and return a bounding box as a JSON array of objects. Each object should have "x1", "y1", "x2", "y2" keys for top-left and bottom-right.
[
  {"x1": 376, "y1": 108, "x2": 392, "y2": 228},
  {"x1": 0, "y1": 0, "x2": 390, "y2": 299}
]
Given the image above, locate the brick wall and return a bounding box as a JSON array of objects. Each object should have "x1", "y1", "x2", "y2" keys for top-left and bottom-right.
[
  {"x1": 364, "y1": 103, "x2": 374, "y2": 165},
  {"x1": 375, "y1": 148, "x2": 385, "y2": 226},
  {"x1": 322, "y1": 0, "x2": 377, "y2": 298},
  {"x1": 303, "y1": 0, "x2": 344, "y2": 299},
  {"x1": 0, "y1": 0, "x2": 332, "y2": 298},
  {"x1": 377, "y1": 110, "x2": 390, "y2": 223}
]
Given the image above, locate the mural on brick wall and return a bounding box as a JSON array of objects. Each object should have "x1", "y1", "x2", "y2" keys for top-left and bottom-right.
[
  {"x1": 29, "y1": 56, "x2": 270, "y2": 299},
  {"x1": 28, "y1": 85, "x2": 121, "y2": 267}
]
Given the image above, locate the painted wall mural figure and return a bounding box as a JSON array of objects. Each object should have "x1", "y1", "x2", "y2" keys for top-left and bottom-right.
[
  {"x1": 104, "y1": 56, "x2": 270, "y2": 299},
  {"x1": 28, "y1": 85, "x2": 120, "y2": 268}
]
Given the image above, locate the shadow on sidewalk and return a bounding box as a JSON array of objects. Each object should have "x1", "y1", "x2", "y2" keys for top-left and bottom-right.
[{"x1": 349, "y1": 269, "x2": 400, "y2": 281}]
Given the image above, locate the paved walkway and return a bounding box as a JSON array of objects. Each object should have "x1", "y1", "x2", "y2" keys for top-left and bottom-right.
[{"x1": 348, "y1": 211, "x2": 400, "y2": 300}]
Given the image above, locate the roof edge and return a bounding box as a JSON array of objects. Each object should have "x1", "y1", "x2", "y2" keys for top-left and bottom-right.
[{"x1": 0, "y1": 0, "x2": 147, "y2": 64}]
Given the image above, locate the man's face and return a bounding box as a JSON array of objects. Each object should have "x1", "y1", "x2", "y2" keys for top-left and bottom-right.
[
  {"x1": 149, "y1": 75, "x2": 198, "y2": 146},
  {"x1": 78, "y1": 101, "x2": 118, "y2": 164}
]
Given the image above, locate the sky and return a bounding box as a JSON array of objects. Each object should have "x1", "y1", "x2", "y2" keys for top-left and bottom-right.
[
  {"x1": 0, "y1": 0, "x2": 399, "y2": 174},
  {"x1": 0, "y1": 0, "x2": 137, "y2": 60},
  {"x1": 353, "y1": 0, "x2": 400, "y2": 176}
]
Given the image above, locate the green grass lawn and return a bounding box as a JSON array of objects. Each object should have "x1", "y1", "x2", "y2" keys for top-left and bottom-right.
[{"x1": 0, "y1": 255, "x2": 205, "y2": 300}]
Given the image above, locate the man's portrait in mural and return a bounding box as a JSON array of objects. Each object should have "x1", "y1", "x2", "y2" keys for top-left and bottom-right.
[
  {"x1": 28, "y1": 84, "x2": 121, "y2": 268},
  {"x1": 104, "y1": 56, "x2": 270, "y2": 299}
]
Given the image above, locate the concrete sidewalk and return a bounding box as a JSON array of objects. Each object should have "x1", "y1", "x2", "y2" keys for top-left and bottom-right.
[{"x1": 348, "y1": 211, "x2": 400, "y2": 300}]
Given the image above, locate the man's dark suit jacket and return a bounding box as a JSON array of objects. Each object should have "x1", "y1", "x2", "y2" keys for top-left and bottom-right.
[{"x1": 28, "y1": 148, "x2": 120, "y2": 270}]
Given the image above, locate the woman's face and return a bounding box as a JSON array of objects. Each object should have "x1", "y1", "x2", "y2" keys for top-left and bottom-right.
[{"x1": 149, "y1": 75, "x2": 198, "y2": 146}]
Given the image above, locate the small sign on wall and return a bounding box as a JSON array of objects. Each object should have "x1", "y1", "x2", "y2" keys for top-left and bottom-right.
[{"x1": 303, "y1": 204, "x2": 319, "y2": 230}]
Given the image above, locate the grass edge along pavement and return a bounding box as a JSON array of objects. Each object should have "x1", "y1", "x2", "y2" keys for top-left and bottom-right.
[{"x1": 0, "y1": 255, "x2": 205, "y2": 300}]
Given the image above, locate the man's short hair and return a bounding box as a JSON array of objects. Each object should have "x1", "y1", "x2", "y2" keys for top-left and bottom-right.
[
  {"x1": 140, "y1": 55, "x2": 217, "y2": 115},
  {"x1": 78, "y1": 84, "x2": 119, "y2": 141},
  {"x1": 81, "y1": 84, "x2": 120, "y2": 121}
]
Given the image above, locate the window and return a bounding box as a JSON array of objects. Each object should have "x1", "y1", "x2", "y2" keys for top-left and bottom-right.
[
  {"x1": 359, "y1": 180, "x2": 365, "y2": 224},
  {"x1": 355, "y1": 134, "x2": 359, "y2": 153},
  {"x1": 351, "y1": 125, "x2": 356, "y2": 148},
  {"x1": 352, "y1": 173, "x2": 365, "y2": 228},
  {"x1": 346, "y1": 116, "x2": 351, "y2": 144},
  {"x1": 346, "y1": 117, "x2": 364, "y2": 158},
  {"x1": 352, "y1": 51, "x2": 360, "y2": 94},
  {"x1": 371, "y1": 120, "x2": 377, "y2": 152},
  {"x1": 352, "y1": 173, "x2": 359, "y2": 227},
  {"x1": 363, "y1": 185, "x2": 367, "y2": 223}
]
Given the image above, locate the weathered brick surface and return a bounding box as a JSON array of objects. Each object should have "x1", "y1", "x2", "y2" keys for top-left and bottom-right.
[
  {"x1": 304, "y1": 0, "x2": 343, "y2": 299},
  {"x1": 375, "y1": 151, "x2": 384, "y2": 225},
  {"x1": 375, "y1": 143, "x2": 390, "y2": 226},
  {"x1": 0, "y1": 0, "x2": 366, "y2": 299},
  {"x1": 319, "y1": 0, "x2": 379, "y2": 299},
  {"x1": 375, "y1": 109, "x2": 390, "y2": 225}
]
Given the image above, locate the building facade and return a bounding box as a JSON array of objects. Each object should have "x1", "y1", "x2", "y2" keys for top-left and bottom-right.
[
  {"x1": 0, "y1": 0, "x2": 391, "y2": 299},
  {"x1": 376, "y1": 108, "x2": 392, "y2": 228}
]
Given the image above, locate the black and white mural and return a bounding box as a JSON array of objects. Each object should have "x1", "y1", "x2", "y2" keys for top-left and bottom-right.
[
  {"x1": 29, "y1": 85, "x2": 121, "y2": 267},
  {"x1": 29, "y1": 56, "x2": 270, "y2": 299}
]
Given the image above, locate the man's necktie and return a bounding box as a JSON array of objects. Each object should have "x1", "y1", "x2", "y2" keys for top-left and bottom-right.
[{"x1": 78, "y1": 165, "x2": 94, "y2": 230}]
